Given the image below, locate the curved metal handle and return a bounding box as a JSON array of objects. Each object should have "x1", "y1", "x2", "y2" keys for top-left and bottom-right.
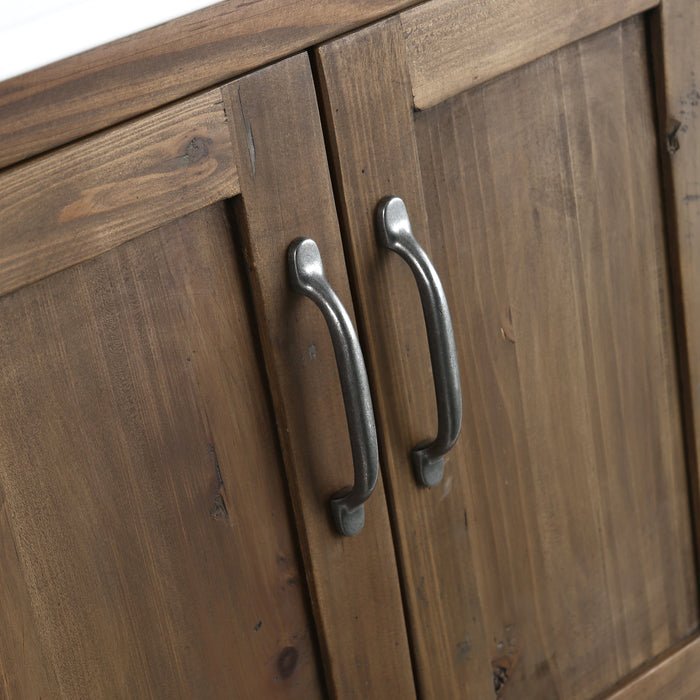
[
  {"x1": 288, "y1": 238, "x2": 378, "y2": 536},
  {"x1": 376, "y1": 195, "x2": 462, "y2": 488}
]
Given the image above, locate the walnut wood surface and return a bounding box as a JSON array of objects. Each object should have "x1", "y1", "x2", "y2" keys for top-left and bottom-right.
[
  {"x1": 401, "y1": 0, "x2": 658, "y2": 110},
  {"x1": 0, "y1": 203, "x2": 324, "y2": 697},
  {"x1": 223, "y1": 54, "x2": 416, "y2": 698},
  {"x1": 0, "y1": 88, "x2": 237, "y2": 300},
  {"x1": 318, "y1": 13, "x2": 697, "y2": 699},
  {"x1": 0, "y1": 0, "x2": 422, "y2": 171},
  {"x1": 650, "y1": 0, "x2": 700, "y2": 578}
]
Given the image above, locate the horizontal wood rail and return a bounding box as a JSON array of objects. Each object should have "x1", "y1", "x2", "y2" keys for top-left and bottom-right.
[
  {"x1": 0, "y1": 88, "x2": 237, "y2": 298},
  {"x1": 400, "y1": 0, "x2": 658, "y2": 110}
]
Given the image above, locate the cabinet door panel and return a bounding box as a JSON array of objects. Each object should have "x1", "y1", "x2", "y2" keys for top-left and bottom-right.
[
  {"x1": 0, "y1": 186, "x2": 322, "y2": 697},
  {"x1": 318, "y1": 12, "x2": 697, "y2": 699}
]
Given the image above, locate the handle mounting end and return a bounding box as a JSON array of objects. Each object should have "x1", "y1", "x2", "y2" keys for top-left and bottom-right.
[
  {"x1": 330, "y1": 489, "x2": 366, "y2": 536},
  {"x1": 412, "y1": 444, "x2": 445, "y2": 488}
]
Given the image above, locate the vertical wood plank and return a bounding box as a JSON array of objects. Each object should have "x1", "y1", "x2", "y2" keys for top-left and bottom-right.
[
  {"x1": 650, "y1": 0, "x2": 700, "y2": 575},
  {"x1": 222, "y1": 54, "x2": 416, "y2": 699},
  {"x1": 316, "y1": 19, "x2": 496, "y2": 699}
]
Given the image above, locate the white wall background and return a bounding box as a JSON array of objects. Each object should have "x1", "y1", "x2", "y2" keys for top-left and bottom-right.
[{"x1": 1, "y1": 0, "x2": 217, "y2": 82}]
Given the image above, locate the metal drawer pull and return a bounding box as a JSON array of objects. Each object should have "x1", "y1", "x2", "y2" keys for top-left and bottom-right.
[
  {"x1": 288, "y1": 238, "x2": 378, "y2": 536},
  {"x1": 376, "y1": 195, "x2": 462, "y2": 488}
]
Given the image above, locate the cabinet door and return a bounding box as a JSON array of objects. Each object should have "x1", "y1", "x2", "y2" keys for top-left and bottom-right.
[
  {"x1": 317, "y1": 3, "x2": 698, "y2": 698},
  {"x1": 0, "y1": 54, "x2": 413, "y2": 698}
]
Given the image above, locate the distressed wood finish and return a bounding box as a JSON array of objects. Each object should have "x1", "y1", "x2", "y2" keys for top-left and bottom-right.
[
  {"x1": 401, "y1": 0, "x2": 658, "y2": 110},
  {"x1": 0, "y1": 499, "x2": 55, "y2": 697},
  {"x1": 413, "y1": 17, "x2": 697, "y2": 697},
  {"x1": 316, "y1": 19, "x2": 494, "y2": 699},
  {"x1": 223, "y1": 54, "x2": 416, "y2": 698},
  {"x1": 0, "y1": 0, "x2": 422, "y2": 170},
  {"x1": 318, "y1": 13, "x2": 697, "y2": 699},
  {"x1": 0, "y1": 203, "x2": 324, "y2": 697},
  {"x1": 650, "y1": 0, "x2": 700, "y2": 571},
  {"x1": 0, "y1": 89, "x2": 236, "y2": 299},
  {"x1": 605, "y1": 634, "x2": 700, "y2": 699}
]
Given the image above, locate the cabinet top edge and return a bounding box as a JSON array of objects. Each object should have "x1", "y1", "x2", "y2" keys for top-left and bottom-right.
[{"x1": 0, "y1": 0, "x2": 423, "y2": 171}]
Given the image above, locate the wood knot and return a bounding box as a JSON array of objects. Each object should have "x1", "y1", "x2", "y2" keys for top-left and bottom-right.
[
  {"x1": 492, "y1": 623, "x2": 520, "y2": 696},
  {"x1": 456, "y1": 635, "x2": 471, "y2": 663},
  {"x1": 493, "y1": 664, "x2": 509, "y2": 693},
  {"x1": 177, "y1": 136, "x2": 211, "y2": 166},
  {"x1": 277, "y1": 646, "x2": 299, "y2": 680},
  {"x1": 210, "y1": 494, "x2": 228, "y2": 520}
]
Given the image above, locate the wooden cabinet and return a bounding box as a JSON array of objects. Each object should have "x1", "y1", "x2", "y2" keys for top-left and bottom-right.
[{"x1": 1, "y1": 0, "x2": 700, "y2": 698}]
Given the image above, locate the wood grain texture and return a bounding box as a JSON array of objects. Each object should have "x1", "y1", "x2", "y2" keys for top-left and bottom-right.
[
  {"x1": 401, "y1": 0, "x2": 658, "y2": 110},
  {"x1": 0, "y1": 88, "x2": 237, "y2": 300},
  {"x1": 223, "y1": 54, "x2": 416, "y2": 699},
  {"x1": 0, "y1": 493, "x2": 55, "y2": 697},
  {"x1": 650, "y1": 0, "x2": 700, "y2": 576},
  {"x1": 413, "y1": 16, "x2": 696, "y2": 698},
  {"x1": 0, "y1": 203, "x2": 324, "y2": 698},
  {"x1": 605, "y1": 633, "x2": 700, "y2": 699},
  {"x1": 0, "y1": 0, "x2": 422, "y2": 170},
  {"x1": 316, "y1": 18, "x2": 495, "y2": 699},
  {"x1": 318, "y1": 13, "x2": 697, "y2": 699}
]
